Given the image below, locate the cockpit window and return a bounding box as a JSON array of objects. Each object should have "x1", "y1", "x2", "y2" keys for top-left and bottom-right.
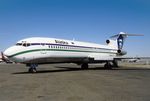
[
  {"x1": 26, "y1": 43, "x2": 31, "y2": 46},
  {"x1": 16, "y1": 43, "x2": 31, "y2": 47},
  {"x1": 22, "y1": 43, "x2": 26, "y2": 47},
  {"x1": 16, "y1": 43, "x2": 22, "y2": 46},
  {"x1": 22, "y1": 43, "x2": 31, "y2": 47}
]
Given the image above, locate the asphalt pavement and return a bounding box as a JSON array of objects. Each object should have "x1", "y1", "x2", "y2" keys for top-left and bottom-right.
[{"x1": 0, "y1": 63, "x2": 150, "y2": 101}]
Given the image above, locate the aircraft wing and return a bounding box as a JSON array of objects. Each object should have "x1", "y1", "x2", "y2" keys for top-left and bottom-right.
[{"x1": 114, "y1": 56, "x2": 141, "y2": 61}]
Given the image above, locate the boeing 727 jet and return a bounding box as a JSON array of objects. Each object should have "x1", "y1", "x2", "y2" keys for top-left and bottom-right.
[{"x1": 2, "y1": 32, "x2": 142, "y2": 72}]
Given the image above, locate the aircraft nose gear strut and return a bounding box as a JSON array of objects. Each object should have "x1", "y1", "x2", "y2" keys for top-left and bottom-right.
[{"x1": 27, "y1": 64, "x2": 38, "y2": 73}]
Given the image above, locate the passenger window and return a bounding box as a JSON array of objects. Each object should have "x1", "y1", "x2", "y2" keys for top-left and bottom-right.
[
  {"x1": 41, "y1": 43, "x2": 45, "y2": 46},
  {"x1": 16, "y1": 43, "x2": 22, "y2": 46}
]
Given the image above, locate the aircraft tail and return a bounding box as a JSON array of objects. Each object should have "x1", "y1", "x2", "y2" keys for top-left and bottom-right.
[{"x1": 107, "y1": 32, "x2": 143, "y2": 55}]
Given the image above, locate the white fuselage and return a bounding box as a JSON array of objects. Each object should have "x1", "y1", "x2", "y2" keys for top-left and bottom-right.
[{"x1": 4, "y1": 37, "x2": 118, "y2": 64}]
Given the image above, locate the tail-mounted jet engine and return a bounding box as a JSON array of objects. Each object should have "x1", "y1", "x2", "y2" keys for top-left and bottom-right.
[
  {"x1": 117, "y1": 50, "x2": 127, "y2": 55},
  {"x1": 106, "y1": 40, "x2": 110, "y2": 44}
]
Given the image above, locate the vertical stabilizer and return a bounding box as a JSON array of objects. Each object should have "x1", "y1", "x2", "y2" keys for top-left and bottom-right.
[{"x1": 110, "y1": 32, "x2": 143, "y2": 51}]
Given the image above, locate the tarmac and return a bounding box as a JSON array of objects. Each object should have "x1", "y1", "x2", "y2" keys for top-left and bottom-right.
[{"x1": 0, "y1": 63, "x2": 150, "y2": 101}]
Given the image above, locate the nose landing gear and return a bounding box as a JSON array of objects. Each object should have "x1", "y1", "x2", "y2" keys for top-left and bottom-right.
[{"x1": 26, "y1": 64, "x2": 38, "y2": 73}]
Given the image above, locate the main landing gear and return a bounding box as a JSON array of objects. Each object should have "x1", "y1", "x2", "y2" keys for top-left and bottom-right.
[
  {"x1": 80, "y1": 61, "x2": 118, "y2": 70},
  {"x1": 26, "y1": 64, "x2": 38, "y2": 73},
  {"x1": 104, "y1": 60, "x2": 119, "y2": 69},
  {"x1": 112, "y1": 60, "x2": 119, "y2": 68},
  {"x1": 81, "y1": 63, "x2": 89, "y2": 69},
  {"x1": 104, "y1": 62, "x2": 112, "y2": 69}
]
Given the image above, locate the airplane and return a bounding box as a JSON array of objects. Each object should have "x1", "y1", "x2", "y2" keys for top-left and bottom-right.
[
  {"x1": 2, "y1": 32, "x2": 142, "y2": 73},
  {"x1": 127, "y1": 58, "x2": 141, "y2": 63}
]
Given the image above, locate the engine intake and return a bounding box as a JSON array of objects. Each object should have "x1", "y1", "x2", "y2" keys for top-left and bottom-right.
[
  {"x1": 106, "y1": 40, "x2": 110, "y2": 44},
  {"x1": 117, "y1": 50, "x2": 127, "y2": 55}
]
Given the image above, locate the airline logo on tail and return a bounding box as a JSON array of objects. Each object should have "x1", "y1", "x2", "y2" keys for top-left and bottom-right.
[{"x1": 117, "y1": 34, "x2": 124, "y2": 50}]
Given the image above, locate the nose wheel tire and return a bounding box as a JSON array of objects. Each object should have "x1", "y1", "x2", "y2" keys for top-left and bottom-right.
[
  {"x1": 27, "y1": 64, "x2": 38, "y2": 73},
  {"x1": 28, "y1": 67, "x2": 37, "y2": 73}
]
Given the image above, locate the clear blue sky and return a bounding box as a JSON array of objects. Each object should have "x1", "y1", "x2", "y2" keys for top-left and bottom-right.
[{"x1": 0, "y1": 0, "x2": 150, "y2": 56}]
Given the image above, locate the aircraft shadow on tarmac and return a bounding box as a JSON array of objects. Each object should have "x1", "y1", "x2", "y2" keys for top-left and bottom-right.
[{"x1": 12, "y1": 66, "x2": 150, "y2": 74}]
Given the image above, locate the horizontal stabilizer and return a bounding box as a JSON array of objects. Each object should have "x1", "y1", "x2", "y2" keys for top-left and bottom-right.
[
  {"x1": 110, "y1": 32, "x2": 143, "y2": 38},
  {"x1": 109, "y1": 32, "x2": 143, "y2": 52}
]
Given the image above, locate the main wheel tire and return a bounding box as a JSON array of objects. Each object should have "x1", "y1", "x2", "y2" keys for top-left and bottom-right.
[
  {"x1": 112, "y1": 60, "x2": 119, "y2": 68},
  {"x1": 104, "y1": 62, "x2": 112, "y2": 70},
  {"x1": 81, "y1": 63, "x2": 88, "y2": 69}
]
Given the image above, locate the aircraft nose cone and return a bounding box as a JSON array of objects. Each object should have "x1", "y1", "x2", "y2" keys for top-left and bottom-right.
[
  {"x1": 4, "y1": 49, "x2": 11, "y2": 57},
  {"x1": 3, "y1": 46, "x2": 17, "y2": 57}
]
